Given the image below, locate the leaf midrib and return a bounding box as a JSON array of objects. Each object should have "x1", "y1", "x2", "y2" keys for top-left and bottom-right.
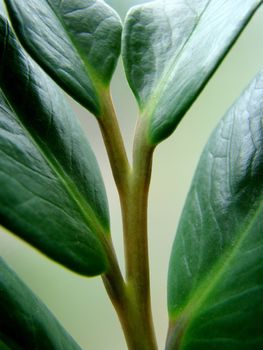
[
  {"x1": 173, "y1": 198, "x2": 263, "y2": 348},
  {"x1": 141, "y1": 0, "x2": 211, "y2": 118},
  {"x1": 2, "y1": 92, "x2": 108, "y2": 244}
]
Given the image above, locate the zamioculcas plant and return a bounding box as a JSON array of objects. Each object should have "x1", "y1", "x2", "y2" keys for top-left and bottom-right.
[{"x1": 0, "y1": 0, "x2": 262, "y2": 349}]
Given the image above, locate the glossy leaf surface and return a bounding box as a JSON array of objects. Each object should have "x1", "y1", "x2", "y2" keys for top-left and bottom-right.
[
  {"x1": 0, "y1": 258, "x2": 82, "y2": 349},
  {"x1": 4, "y1": 0, "x2": 122, "y2": 115},
  {"x1": 0, "y1": 16, "x2": 109, "y2": 276},
  {"x1": 167, "y1": 71, "x2": 263, "y2": 349},
  {"x1": 123, "y1": 0, "x2": 262, "y2": 144}
]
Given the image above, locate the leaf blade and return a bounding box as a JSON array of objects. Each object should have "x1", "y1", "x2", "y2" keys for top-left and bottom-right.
[
  {"x1": 167, "y1": 71, "x2": 263, "y2": 349},
  {"x1": 0, "y1": 16, "x2": 110, "y2": 276},
  {"x1": 0, "y1": 257, "x2": 82, "y2": 350},
  {"x1": 122, "y1": 0, "x2": 263, "y2": 144},
  {"x1": 4, "y1": 0, "x2": 122, "y2": 115}
]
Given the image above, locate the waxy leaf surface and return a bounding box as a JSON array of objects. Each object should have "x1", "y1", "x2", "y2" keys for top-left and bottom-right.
[
  {"x1": 123, "y1": 0, "x2": 263, "y2": 144},
  {"x1": 4, "y1": 0, "x2": 122, "y2": 115},
  {"x1": 167, "y1": 71, "x2": 263, "y2": 349},
  {"x1": 0, "y1": 16, "x2": 110, "y2": 276},
  {"x1": 0, "y1": 258, "x2": 82, "y2": 349}
]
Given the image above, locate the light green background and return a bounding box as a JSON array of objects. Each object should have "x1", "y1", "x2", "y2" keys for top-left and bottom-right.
[{"x1": 1, "y1": 1, "x2": 263, "y2": 349}]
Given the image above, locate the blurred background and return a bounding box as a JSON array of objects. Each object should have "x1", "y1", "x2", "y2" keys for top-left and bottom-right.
[{"x1": 0, "y1": 1, "x2": 263, "y2": 349}]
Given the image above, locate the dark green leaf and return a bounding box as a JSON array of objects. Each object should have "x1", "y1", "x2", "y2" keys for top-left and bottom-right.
[
  {"x1": 0, "y1": 16, "x2": 110, "y2": 276},
  {"x1": 4, "y1": 0, "x2": 122, "y2": 115},
  {"x1": 0, "y1": 340, "x2": 11, "y2": 350},
  {"x1": 0, "y1": 257, "x2": 82, "y2": 350},
  {"x1": 167, "y1": 71, "x2": 263, "y2": 349},
  {"x1": 122, "y1": 0, "x2": 262, "y2": 144}
]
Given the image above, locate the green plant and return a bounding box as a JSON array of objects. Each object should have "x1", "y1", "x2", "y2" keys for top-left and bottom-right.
[{"x1": 0, "y1": 0, "x2": 262, "y2": 349}]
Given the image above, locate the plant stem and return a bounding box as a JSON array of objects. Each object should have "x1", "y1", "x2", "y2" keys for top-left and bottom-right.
[
  {"x1": 98, "y1": 90, "x2": 131, "y2": 196},
  {"x1": 121, "y1": 117, "x2": 157, "y2": 350},
  {"x1": 99, "y1": 91, "x2": 157, "y2": 349}
]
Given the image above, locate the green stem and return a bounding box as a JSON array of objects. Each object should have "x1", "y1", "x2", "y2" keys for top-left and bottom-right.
[
  {"x1": 99, "y1": 91, "x2": 157, "y2": 349},
  {"x1": 98, "y1": 91, "x2": 130, "y2": 196},
  {"x1": 121, "y1": 117, "x2": 157, "y2": 350}
]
